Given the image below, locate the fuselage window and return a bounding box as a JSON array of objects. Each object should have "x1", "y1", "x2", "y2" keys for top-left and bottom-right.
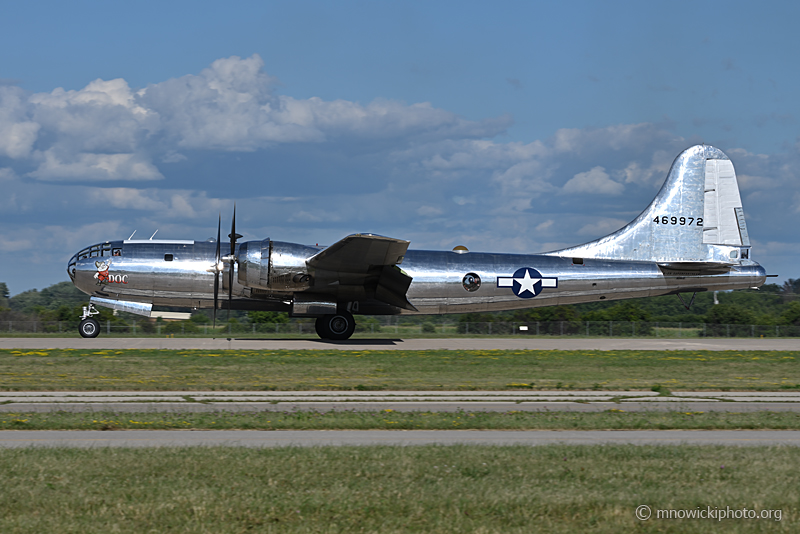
[
  {"x1": 165, "y1": 254, "x2": 174, "y2": 262},
  {"x1": 462, "y1": 272, "x2": 481, "y2": 292},
  {"x1": 112, "y1": 248, "x2": 122, "y2": 257}
]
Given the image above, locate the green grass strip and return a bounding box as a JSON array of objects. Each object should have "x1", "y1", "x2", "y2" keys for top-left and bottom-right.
[
  {"x1": 2, "y1": 348, "x2": 799, "y2": 391},
  {"x1": 3, "y1": 409, "x2": 800, "y2": 430},
  {"x1": 0, "y1": 445, "x2": 796, "y2": 533}
]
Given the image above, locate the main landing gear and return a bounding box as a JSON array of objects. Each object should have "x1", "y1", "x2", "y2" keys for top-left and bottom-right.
[
  {"x1": 78, "y1": 303, "x2": 101, "y2": 338},
  {"x1": 315, "y1": 311, "x2": 356, "y2": 341}
]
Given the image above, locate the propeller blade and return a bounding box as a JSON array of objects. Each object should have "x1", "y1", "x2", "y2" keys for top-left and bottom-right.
[
  {"x1": 229, "y1": 204, "x2": 237, "y2": 257},
  {"x1": 227, "y1": 204, "x2": 242, "y2": 321},
  {"x1": 213, "y1": 215, "x2": 221, "y2": 328}
]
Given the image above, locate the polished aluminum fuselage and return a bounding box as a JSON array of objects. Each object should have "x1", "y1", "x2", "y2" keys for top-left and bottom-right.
[{"x1": 68, "y1": 239, "x2": 766, "y2": 315}]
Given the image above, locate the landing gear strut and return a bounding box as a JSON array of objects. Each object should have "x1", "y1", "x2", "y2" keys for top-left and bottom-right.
[
  {"x1": 79, "y1": 303, "x2": 101, "y2": 338},
  {"x1": 315, "y1": 311, "x2": 356, "y2": 341}
]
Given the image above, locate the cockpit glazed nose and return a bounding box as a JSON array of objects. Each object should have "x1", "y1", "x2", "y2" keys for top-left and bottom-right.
[
  {"x1": 68, "y1": 241, "x2": 120, "y2": 295},
  {"x1": 67, "y1": 252, "x2": 79, "y2": 281}
]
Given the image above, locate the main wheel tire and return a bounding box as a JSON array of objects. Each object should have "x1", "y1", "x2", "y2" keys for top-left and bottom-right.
[
  {"x1": 318, "y1": 312, "x2": 356, "y2": 341},
  {"x1": 79, "y1": 318, "x2": 100, "y2": 338},
  {"x1": 315, "y1": 317, "x2": 329, "y2": 339}
]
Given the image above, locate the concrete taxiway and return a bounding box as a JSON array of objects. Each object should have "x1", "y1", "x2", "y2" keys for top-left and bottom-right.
[
  {"x1": 1, "y1": 337, "x2": 797, "y2": 351},
  {"x1": 2, "y1": 390, "x2": 800, "y2": 413},
  {"x1": 1, "y1": 429, "x2": 799, "y2": 448}
]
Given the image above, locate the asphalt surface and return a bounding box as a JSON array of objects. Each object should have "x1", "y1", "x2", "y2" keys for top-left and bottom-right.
[
  {"x1": 1, "y1": 337, "x2": 797, "y2": 351},
  {"x1": 2, "y1": 391, "x2": 800, "y2": 413},
  {"x1": 1, "y1": 429, "x2": 799, "y2": 448}
]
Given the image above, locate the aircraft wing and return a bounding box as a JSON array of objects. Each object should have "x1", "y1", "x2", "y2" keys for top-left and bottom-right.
[
  {"x1": 307, "y1": 234, "x2": 417, "y2": 311},
  {"x1": 307, "y1": 233, "x2": 409, "y2": 273}
]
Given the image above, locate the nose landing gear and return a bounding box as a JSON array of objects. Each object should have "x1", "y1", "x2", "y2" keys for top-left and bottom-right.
[{"x1": 79, "y1": 303, "x2": 101, "y2": 338}]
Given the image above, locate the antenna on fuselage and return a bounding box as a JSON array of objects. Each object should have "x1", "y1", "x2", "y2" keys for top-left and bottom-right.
[
  {"x1": 149, "y1": 230, "x2": 159, "y2": 240},
  {"x1": 128, "y1": 230, "x2": 137, "y2": 240}
]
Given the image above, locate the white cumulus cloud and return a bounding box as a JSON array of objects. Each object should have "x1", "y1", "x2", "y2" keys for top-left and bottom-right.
[{"x1": 562, "y1": 166, "x2": 624, "y2": 195}]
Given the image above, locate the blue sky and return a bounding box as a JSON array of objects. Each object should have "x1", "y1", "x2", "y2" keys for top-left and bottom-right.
[{"x1": 1, "y1": 0, "x2": 798, "y2": 295}]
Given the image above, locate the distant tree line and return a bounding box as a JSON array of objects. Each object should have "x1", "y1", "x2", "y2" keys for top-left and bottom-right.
[{"x1": 458, "y1": 281, "x2": 800, "y2": 327}]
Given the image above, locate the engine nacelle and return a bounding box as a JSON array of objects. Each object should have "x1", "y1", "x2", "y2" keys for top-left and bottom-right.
[{"x1": 237, "y1": 239, "x2": 317, "y2": 292}]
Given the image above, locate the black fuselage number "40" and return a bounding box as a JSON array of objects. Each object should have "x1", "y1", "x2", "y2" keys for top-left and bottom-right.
[{"x1": 653, "y1": 216, "x2": 703, "y2": 226}]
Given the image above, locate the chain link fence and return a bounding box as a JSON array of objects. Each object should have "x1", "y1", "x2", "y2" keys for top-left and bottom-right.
[{"x1": 3, "y1": 320, "x2": 800, "y2": 338}]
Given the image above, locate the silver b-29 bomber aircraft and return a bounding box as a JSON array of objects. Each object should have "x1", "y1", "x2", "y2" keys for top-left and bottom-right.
[{"x1": 68, "y1": 145, "x2": 766, "y2": 340}]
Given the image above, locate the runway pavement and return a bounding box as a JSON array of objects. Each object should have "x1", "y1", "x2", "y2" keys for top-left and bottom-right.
[
  {"x1": 1, "y1": 337, "x2": 798, "y2": 351},
  {"x1": 3, "y1": 390, "x2": 800, "y2": 413},
  {"x1": 1, "y1": 429, "x2": 799, "y2": 448}
]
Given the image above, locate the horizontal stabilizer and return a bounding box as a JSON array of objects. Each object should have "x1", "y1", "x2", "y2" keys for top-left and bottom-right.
[{"x1": 657, "y1": 262, "x2": 733, "y2": 275}]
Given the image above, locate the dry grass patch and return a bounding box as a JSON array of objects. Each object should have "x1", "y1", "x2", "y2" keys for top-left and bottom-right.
[
  {"x1": 1, "y1": 349, "x2": 798, "y2": 391},
  {"x1": 0, "y1": 445, "x2": 797, "y2": 533}
]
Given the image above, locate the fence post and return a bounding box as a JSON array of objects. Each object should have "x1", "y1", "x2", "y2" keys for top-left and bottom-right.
[
  {"x1": 107, "y1": 320, "x2": 110, "y2": 334},
  {"x1": 632, "y1": 321, "x2": 635, "y2": 337},
  {"x1": 466, "y1": 323, "x2": 469, "y2": 335},
  {"x1": 157, "y1": 324, "x2": 161, "y2": 335},
  {"x1": 752, "y1": 325, "x2": 754, "y2": 337},
  {"x1": 776, "y1": 325, "x2": 779, "y2": 337},
  {"x1": 204, "y1": 324, "x2": 207, "y2": 335},
  {"x1": 609, "y1": 321, "x2": 612, "y2": 337},
  {"x1": 726, "y1": 324, "x2": 729, "y2": 337},
  {"x1": 703, "y1": 323, "x2": 706, "y2": 337},
  {"x1": 678, "y1": 322, "x2": 681, "y2": 338}
]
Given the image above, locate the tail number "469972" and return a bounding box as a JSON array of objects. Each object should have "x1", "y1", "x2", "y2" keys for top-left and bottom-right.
[{"x1": 653, "y1": 216, "x2": 702, "y2": 226}]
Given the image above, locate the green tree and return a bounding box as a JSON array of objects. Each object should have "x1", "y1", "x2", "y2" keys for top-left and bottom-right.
[
  {"x1": 705, "y1": 303, "x2": 756, "y2": 325},
  {"x1": 247, "y1": 311, "x2": 289, "y2": 323},
  {"x1": 9, "y1": 281, "x2": 86, "y2": 314},
  {"x1": 0, "y1": 282, "x2": 8, "y2": 309},
  {"x1": 780, "y1": 302, "x2": 800, "y2": 326}
]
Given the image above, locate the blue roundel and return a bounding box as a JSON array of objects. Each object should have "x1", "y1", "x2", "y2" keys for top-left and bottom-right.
[{"x1": 512, "y1": 267, "x2": 544, "y2": 299}]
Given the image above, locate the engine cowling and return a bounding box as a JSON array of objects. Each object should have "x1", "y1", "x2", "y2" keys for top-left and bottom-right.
[{"x1": 236, "y1": 239, "x2": 317, "y2": 292}]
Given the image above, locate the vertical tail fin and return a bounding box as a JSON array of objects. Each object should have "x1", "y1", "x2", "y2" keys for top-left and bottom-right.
[{"x1": 546, "y1": 145, "x2": 751, "y2": 264}]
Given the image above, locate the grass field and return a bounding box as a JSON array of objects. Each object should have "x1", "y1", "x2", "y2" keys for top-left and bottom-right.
[
  {"x1": 0, "y1": 445, "x2": 795, "y2": 533},
  {"x1": 3, "y1": 409, "x2": 800, "y2": 431},
  {"x1": 2, "y1": 348, "x2": 799, "y2": 391}
]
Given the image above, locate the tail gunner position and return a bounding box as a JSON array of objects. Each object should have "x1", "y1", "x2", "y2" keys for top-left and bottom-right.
[{"x1": 68, "y1": 145, "x2": 767, "y2": 339}]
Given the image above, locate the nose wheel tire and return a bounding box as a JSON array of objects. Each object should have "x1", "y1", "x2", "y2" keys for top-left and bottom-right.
[
  {"x1": 315, "y1": 311, "x2": 356, "y2": 341},
  {"x1": 79, "y1": 318, "x2": 100, "y2": 338}
]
